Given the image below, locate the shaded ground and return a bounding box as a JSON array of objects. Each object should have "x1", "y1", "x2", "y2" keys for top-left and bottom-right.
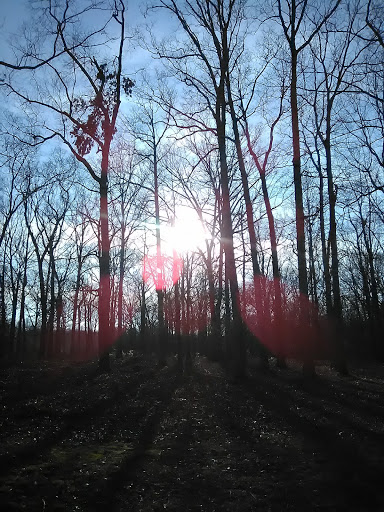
[{"x1": 1, "y1": 353, "x2": 384, "y2": 511}]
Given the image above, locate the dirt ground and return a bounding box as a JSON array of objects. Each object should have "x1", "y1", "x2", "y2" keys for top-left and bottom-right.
[{"x1": 1, "y1": 353, "x2": 384, "y2": 511}]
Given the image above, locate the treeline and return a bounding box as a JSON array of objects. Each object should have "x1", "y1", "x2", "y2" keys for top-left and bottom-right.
[{"x1": 0, "y1": 0, "x2": 383, "y2": 375}]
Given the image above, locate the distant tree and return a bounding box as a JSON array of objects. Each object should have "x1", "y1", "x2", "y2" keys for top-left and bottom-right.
[
  {"x1": 237, "y1": 61, "x2": 288, "y2": 367},
  {"x1": 127, "y1": 98, "x2": 171, "y2": 365},
  {"x1": 276, "y1": 0, "x2": 341, "y2": 375},
  {"x1": 0, "y1": 0, "x2": 133, "y2": 371},
  {"x1": 0, "y1": 135, "x2": 48, "y2": 249},
  {"x1": 23, "y1": 169, "x2": 69, "y2": 358},
  {"x1": 108, "y1": 139, "x2": 149, "y2": 356},
  {"x1": 348, "y1": 192, "x2": 383, "y2": 358},
  {"x1": 154, "y1": 0, "x2": 248, "y2": 377},
  {"x1": 165, "y1": 140, "x2": 223, "y2": 362},
  {"x1": 301, "y1": 6, "x2": 368, "y2": 373}
]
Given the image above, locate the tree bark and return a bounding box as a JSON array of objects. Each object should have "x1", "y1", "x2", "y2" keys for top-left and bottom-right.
[{"x1": 98, "y1": 161, "x2": 111, "y2": 371}]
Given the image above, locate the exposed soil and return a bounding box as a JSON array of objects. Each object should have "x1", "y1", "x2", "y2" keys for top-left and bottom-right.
[{"x1": 1, "y1": 354, "x2": 384, "y2": 511}]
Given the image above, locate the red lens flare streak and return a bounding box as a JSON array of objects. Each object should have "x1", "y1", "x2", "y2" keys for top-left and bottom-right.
[
  {"x1": 142, "y1": 251, "x2": 210, "y2": 336},
  {"x1": 143, "y1": 252, "x2": 183, "y2": 291}
]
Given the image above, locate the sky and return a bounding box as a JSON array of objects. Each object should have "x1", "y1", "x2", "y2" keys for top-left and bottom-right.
[
  {"x1": 0, "y1": 0, "x2": 176, "y2": 65},
  {"x1": 0, "y1": 0, "x2": 209, "y2": 254},
  {"x1": 1, "y1": 0, "x2": 32, "y2": 51},
  {"x1": 0, "y1": 0, "x2": 148, "y2": 30},
  {"x1": 0, "y1": 0, "x2": 176, "y2": 129},
  {"x1": 1, "y1": 0, "x2": 23, "y2": 30}
]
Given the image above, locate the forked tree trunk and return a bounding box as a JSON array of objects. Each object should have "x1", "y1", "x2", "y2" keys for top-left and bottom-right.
[
  {"x1": 242, "y1": 102, "x2": 284, "y2": 367},
  {"x1": 226, "y1": 79, "x2": 261, "y2": 280}
]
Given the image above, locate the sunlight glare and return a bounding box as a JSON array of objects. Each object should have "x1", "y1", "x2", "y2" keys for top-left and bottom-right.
[{"x1": 164, "y1": 206, "x2": 208, "y2": 255}]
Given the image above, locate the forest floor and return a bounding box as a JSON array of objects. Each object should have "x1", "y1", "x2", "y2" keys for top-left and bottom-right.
[{"x1": 1, "y1": 353, "x2": 384, "y2": 511}]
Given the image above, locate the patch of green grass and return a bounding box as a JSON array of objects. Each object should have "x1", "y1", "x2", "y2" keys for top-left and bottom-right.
[{"x1": 49, "y1": 442, "x2": 135, "y2": 466}]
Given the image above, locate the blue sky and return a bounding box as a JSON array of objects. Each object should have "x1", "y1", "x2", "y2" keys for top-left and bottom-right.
[
  {"x1": 1, "y1": 0, "x2": 27, "y2": 51},
  {"x1": 0, "y1": 0, "x2": 177, "y2": 76}
]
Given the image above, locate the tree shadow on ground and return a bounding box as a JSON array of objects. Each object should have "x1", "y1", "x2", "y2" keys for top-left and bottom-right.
[
  {"x1": 226, "y1": 366, "x2": 384, "y2": 511},
  {"x1": 86, "y1": 364, "x2": 182, "y2": 511}
]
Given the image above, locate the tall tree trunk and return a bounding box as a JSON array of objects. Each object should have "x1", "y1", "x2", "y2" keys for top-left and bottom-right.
[
  {"x1": 217, "y1": 110, "x2": 246, "y2": 377},
  {"x1": 174, "y1": 267, "x2": 182, "y2": 372},
  {"x1": 185, "y1": 254, "x2": 192, "y2": 372},
  {"x1": 227, "y1": 78, "x2": 270, "y2": 369},
  {"x1": 215, "y1": 237, "x2": 224, "y2": 358},
  {"x1": 291, "y1": 46, "x2": 313, "y2": 377},
  {"x1": 324, "y1": 110, "x2": 348, "y2": 374},
  {"x1": 39, "y1": 265, "x2": 48, "y2": 359},
  {"x1": 210, "y1": 200, "x2": 224, "y2": 361},
  {"x1": 71, "y1": 248, "x2": 82, "y2": 358},
  {"x1": 47, "y1": 245, "x2": 55, "y2": 358},
  {"x1": 307, "y1": 208, "x2": 319, "y2": 306},
  {"x1": 9, "y1": 268, "x2": 21, "y2": 358},
  {"x1": 206, "y1": 246, "x2": 217, "y2": 359},
  {"x1": 16, "y1": 238, "x2": 29, "y2": 361},
  {"x1": 361, "y1": 215, "x2": 382, "y2": 359},
  {"x1": 140, "y1": 275, "x2": 147, "y2": 354},
  {"x1": 242, "y1": 99, "x2": 284, "y2": 367},
  {"x1": 154, "y1": 147, "x2": 166, "y2": 367},
  {"x1": 317, "y1": 165, "x2": 333, "y2": 315},
  {"x1": 226, "y1": 79, "x2": 261, "y2": 279},
  {"x1": 291, "y1": 50, "x2": 309, "y2": 300},
  {"x1": 116, "y1": 219, "x2": 125, "y2": 359},
  {"x1": 55, "y1": 284, "x2": 63, "y2": 356},
  {"x1": 98, "y1": 153, "x2": 111, "y2": 371},
  {"x1": 278, "y1": 0, "x2": 341, "y2": 376},
  {"x1": 0, "y1": 254, "x2": 6, "y2": 358}
]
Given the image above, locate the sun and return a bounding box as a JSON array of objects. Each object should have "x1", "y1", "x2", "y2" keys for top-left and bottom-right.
[
  {"x1": 162, "y1": 205, "x2": 208, "y2": 255},
  {"x1": 142, "y1": 206, "x2": 208, "y2": 290}
]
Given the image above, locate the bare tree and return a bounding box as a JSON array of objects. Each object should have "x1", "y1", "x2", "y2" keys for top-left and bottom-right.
[
  {"x1": 153, "y1": 0, "x2": 248, "y2": 377},
  {"x1": 366, "y1": 0, "x2": 384, "y2": 48},
  {"x1": 236, "y1": 62, "x2": 287, "y2": 366},
  {"x1": 165, "y1": 138, "x2": 223, "y2": 362},
  {"x1": 0, "y1": 0, "x2": 133, "y2": 370},
  {"x1": 23, "y1": 172, "x2": 69, "y2": 358},
  {"x1": 109, "y1": 139, "x2": 149, "y2": 356},
  {"x1": 301, "y1": 7, "x2": 368, "y2": 373},
  {"x1": 276, "y1": 0, "x2": 341, "y2": 375},
  {"x1": 127, "y1": 98, "x2": 171, "y2": 365}
]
